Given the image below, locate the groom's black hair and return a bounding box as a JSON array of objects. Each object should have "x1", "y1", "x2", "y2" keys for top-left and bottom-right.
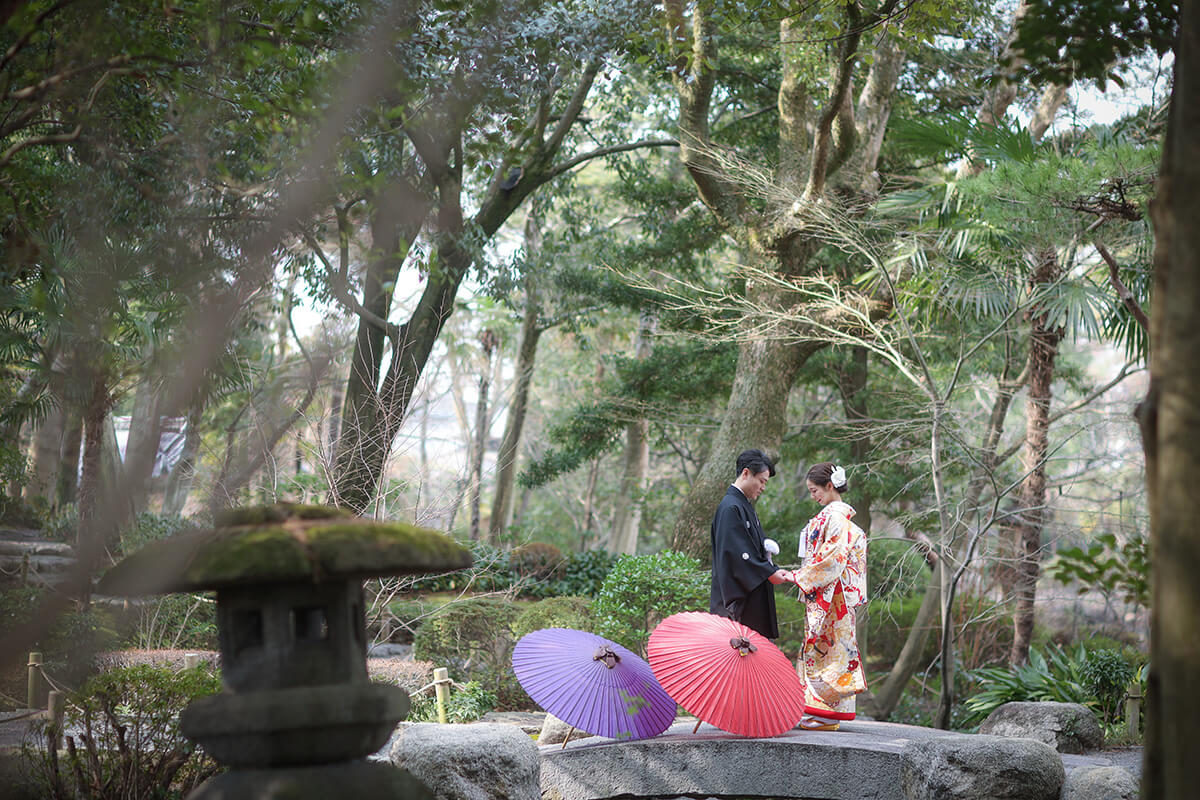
[{"x1": 735, "y1": 449, "x2": 776, "y2": 478}]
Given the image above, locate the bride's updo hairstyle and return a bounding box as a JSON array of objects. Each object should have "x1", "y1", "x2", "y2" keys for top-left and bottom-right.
[{"x1": 806, "y1": 462, "x2": 850, "y2": 493}]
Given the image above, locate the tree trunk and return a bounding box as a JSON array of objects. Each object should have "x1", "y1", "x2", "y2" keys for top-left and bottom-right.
[
  {"x1": 1142, "y1": 6, "x2": 1197, "y2": 795},
  {"x1": 326, "y1": 378, "x2": 344, "y2": 458},
  {"x1": 610, "y1": 307, "x2": 658, "y2": 555},
  {"x1": 869, "y1": 569, "x2": 941, "y2": 716},
  {"x1": 670, "y1": 336, "x2": 818, "y2": 561},
  {"x1": 76, "y1": 369, "x2": 118, "y2": 602},
  {"x1": 328, "y1": 61, "x2": 606, "y2": 515},
  {"x1": 123, "y1": 375, "x2": 162, "y2": 514},
  {"x1": 664, "y1": 6, "x2": 902, "y2": 562},
  {"x1": 27, "y1": 402, "x2": 65, "y2": 503},
  {"x1": 162, "y1": 407, "x2": 202, "y2": 516},
  {"x1": 582, "y1": 454, "x2": 601, "y2": 549},
  {"x1": 1009, "y1": 250, "x2": 1065, "y2": 666},
  {"x1": 489, "y1": 290, "x2": 544, "y2": 541},
  {"x1": 328, "y1": 204, "x2": 417, "y2": 514},
  {"x1": 469, "y1": 330, "x2": 499, "y2": 541},
  {"x1": 56, "y1": 408, "x2": 82, "y2": 508}
]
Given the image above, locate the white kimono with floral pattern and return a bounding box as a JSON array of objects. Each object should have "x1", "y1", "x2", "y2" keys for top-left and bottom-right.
[{"x1": 794, "y1": 500, "x2": 867, "y2": 720}]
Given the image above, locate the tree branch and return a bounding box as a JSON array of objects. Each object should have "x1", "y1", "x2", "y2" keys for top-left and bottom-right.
[
  {"x1": 804, "y1": 2, "x2": 870, "y2": 199},
  {"x1": 0, "y1": 124, "x2": 80, "y2": 168},
  {"x1": 1097, "y1": 240, "x2": 1150, "y2": 331},
  {"x1": 299, "y1": 228, "x2": 399, "y2": 339},
  {"x1": 543, "y1": 59, "x2": 598, "y2": 156},
  {"x1": 545, "y1": 138, "x2": 679, "y2": 181},
  {"x1": 995, "y1": 362, "x2": 1142, "y2": 465}
]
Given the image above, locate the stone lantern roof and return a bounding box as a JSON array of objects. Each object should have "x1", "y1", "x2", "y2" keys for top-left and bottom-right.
[{"x1": 97, "y1": 503, "x2": 473, "y2": 596}]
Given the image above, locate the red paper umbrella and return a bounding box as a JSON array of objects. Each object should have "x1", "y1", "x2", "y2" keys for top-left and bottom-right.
[{"x1": 647, "y1": 610, "x2": 806, "y2": 738}]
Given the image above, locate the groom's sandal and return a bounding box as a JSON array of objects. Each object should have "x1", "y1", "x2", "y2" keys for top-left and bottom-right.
[{"x1": 796, "y1": 715, "x2": 840, "y2": 731}]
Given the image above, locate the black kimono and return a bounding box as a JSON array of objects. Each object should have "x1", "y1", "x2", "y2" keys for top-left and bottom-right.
[{"x1": 709, "y1": 485, "x2": 779, "y2": 639}]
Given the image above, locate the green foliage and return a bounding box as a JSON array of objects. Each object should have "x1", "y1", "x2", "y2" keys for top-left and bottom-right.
[
  {"x1": 511, "y1": 596, "x2": 594, "y2": 639},
  {"x1": 553, "y1": 549, "x2": 618, "y2": 598},
  {"x1": 127, "y1": 593, "x2": 218, "y2": 651},
  {"x1": 519, "y1": 341, "x2": 735, "y2": 488},
  {"x1": 0, "y1": 586, "x2": 119, "y2": 698},
  {"x1": 408, "y1": 541, "x2": 515, "y2": 593},
  {"x1": 1008, "y1": 0, "x2": 1178, "y2": 88},
  {"x1": 404, "y1": 543, "x2": 615, "y2": 601},
  {"x1": 407, "y1": 680, "x2": 497, "y2": 724},
  {"x1": 1049, "y1": 531, "x2": 1149, "y2": 611},
  {"x1": 963, "y1": 643, "x2": 1095, "y2": 725},
  {"x1": 592, "y1": 550, "x2": 708, "y2": 656},
  {"x1": 24, "y1": 663, "x2": 222, "y2": 800},
  {"x1": 1080, "y1": 648, "x2": 1136, "y2": 725},
  {"x1": 382, "y1": 596, "x2": 441, "y2": 643},
  {"x1": 119, "y1": 512, "x2": 202, "y2": 557},
  {"x1": 411, "y1": 596, "x2": 527, "y2": 709}
]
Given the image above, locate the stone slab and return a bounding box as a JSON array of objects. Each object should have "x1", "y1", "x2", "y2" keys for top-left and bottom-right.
[{"x1": 539, "y1": 719, "x2": 1141, "y2": 800}]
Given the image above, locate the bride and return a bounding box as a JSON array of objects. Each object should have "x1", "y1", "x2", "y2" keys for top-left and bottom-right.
[{"x1": 791, "y1": 462, "x2": 868, "y2": 731}]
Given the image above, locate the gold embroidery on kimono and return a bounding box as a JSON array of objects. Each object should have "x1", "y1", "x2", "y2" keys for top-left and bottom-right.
[{"x1": 794, "y1": 500, "x2": 867, "y2": 720}]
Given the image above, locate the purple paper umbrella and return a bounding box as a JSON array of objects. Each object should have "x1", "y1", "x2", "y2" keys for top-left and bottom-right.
[{"x1": 511, "y1": 628, "x2": 676, "y2": 741}]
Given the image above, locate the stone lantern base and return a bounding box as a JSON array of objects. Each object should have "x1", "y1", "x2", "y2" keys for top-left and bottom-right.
[
  {"x1": 181, "y1": 683, "x2": 408, "y2": 767},
  {"x1": 187, "y1": 760, "x2": 435, "y2": 800}
]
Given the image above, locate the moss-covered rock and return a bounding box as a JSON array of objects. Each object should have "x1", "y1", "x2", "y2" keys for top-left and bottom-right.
[{"x1": 97, "y1": 504, "x2": 472, "y2": 596}]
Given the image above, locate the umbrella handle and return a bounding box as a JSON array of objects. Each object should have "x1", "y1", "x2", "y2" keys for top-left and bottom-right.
[
  {"x1": 562, "y1": 726, "x2": 575, "y2": 749},
  {"x1": 692, "y1": 718, "x2": 702, "y2": 734}
]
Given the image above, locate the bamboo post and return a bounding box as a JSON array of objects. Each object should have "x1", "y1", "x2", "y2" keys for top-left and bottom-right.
[
  {"x1": 1125, "y1": 680, "x2": 1142, "y2": 738},
  {"x1": 20, "y1": 552, "x2": 29, "y2": 585},
  {"x1": 433, "y1": 667, "x2": 450, "y2": 724},
  {"x1": 27, "y1": 652, "x2": 42, "y2": 709},
  {"x1": 47, "y1": 690, "x2": 64, "y2": 751}
]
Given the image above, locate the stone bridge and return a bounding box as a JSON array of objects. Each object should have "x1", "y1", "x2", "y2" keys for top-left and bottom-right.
[{"x1": 537, "y1": 719, "x2": 1142, "y2": 800}]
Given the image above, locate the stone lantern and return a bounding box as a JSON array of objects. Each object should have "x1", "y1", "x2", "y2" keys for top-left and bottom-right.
[{"x1": 97, "y1": 503, "x2": 473, "y2": 799}]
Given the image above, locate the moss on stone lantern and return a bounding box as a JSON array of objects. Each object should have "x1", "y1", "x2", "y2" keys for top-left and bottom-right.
[{"x1": 97, "y1": 503, "x2": 472, "y2": 799}]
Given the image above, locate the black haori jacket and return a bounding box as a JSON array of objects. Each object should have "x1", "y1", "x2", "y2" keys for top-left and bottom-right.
[{"x1": 709, "y1": 485, "x2": 779, "y2": 639}]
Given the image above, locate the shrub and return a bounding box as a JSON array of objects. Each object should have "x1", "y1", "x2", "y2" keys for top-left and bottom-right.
[
  {"x1": 24, "y1": 663, "x2": 222, "y2": 800},
  {"x1": 963, "y1": 643, "x2": 1095, "y2": 725},
  {"x1": 407, "y1": 679, "x2": 497, "y2": 723},
  {"x1": 510, "y1": 541, "x2": 566, "y2": 583},
  {"x1": 119, "y1": 512, "x2": 201, "y2": 557},
  {"x1": 1081, "y1": 648, "x2": 1136, "y2": 725},
  {"x1": 126, "y1": 592, "x2": 218, "y2": 651},
  {"x1": 381, "y1": 596, "x2": 441, "y2": 643},
  {"x1": 0, "y1": 586, "x2": 119, "y2": 703},
  {"x1": 369, "y1": 659, "x2": 433, "y2": 695},
  {"x1": 592, "y1": 550, "x2": 708, "y2": 657},
  {"x1": 552, "y1": 549, "x2": 618, "y2": 598},
  {"x1": 412, "y1": 596, "x2": 526, "y2": 709},
  {"x1": 408, "y1": 541, "x2": 515, "y2": 594},
  {"x1": 512, "y1": 596, "x2": 594, "y2": 639}
]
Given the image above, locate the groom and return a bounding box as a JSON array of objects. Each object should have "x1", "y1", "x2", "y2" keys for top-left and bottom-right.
[{"x1": 709, "y1": 448, "x2": 791, "y2": 639}]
